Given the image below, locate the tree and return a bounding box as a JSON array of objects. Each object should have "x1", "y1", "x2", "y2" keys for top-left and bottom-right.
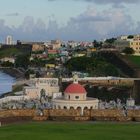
[
  {"x1": 1, "y1": 61, "x2": 14, "y2": 67},
  {"x1": 30, "y1": 57, "x2": 46, "y2": 67},
  {"x1": 65, "y1": 56, "x2": 120, "y2": 77},
  {"x1": 127, "y1": 35, "x2": 134, "y2": 39},
  {"x1": 122, "y1": 47, "x2": 134, "y2": 55},
  {"x1": 15, "y1": 54, "x2": 30, "y2": 69},
  {"x1": 105, "y1": 38, "x2": 117, "y2": 44},
  {"x1": 93, "y1": 40, "x2": 100, "y2": 48},
  {"x1": 40, "y1": 89, "x2": 46, "y2": 98},
  {"x1": 25, "y1": 69, "x2": 35, "y2": 79}
]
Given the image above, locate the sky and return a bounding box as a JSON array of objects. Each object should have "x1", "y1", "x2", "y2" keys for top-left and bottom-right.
[{"x1": 0, "y1": 0, "x2": 140, "y2": 42}]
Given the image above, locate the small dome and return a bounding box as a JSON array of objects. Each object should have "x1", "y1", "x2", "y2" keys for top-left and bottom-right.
[{"x1": 64, "y1": 83, "x2": 86, "y2": 94}]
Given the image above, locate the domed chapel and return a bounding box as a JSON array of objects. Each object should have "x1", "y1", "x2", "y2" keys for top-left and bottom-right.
[{"x1": 52, "y1": 75, "x2": 99, "y2": 114}]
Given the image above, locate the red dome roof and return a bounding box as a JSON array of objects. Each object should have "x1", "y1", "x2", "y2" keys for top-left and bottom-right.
[{"x1": 64, "y1": 83, "x2": 86, "y2": 94}]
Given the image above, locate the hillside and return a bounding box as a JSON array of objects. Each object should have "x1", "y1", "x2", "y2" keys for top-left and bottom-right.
[
  {"x1": 125, "y1": 55, "x2": 140, "y2": 68},
  {"x1": 65, "y1": 56, "x2": 122, "y2": 77},
  {"x1": 0, "y1": 48, "x2": 21, "y2": 58},
  {"x1": 0, "y1": 45, "x2": 32, "y2": 58}
]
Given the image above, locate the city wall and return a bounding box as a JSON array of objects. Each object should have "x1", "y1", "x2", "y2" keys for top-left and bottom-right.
[
  {"x1": 0, "y1": 109, "x2": 140, "y2": 124},
  {"x1": 65, "y1": 78, "x2": 134, "y2": 86}
]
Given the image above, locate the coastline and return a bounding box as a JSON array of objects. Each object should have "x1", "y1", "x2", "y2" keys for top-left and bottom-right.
[
  {"x1": 0, "y1": 68, "x2": 25, "y2": 79},
  {"x1": 0, "y1": 68, "x2": 24, "y2": 97}
]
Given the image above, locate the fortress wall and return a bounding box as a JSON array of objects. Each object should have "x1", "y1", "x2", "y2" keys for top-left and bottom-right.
[
  {"x1": 81, "y1": 79, "x2": 134, "y2": 86},
  {"x1": 0, "y1": 109, "x2": 140, "y2": 122},
  {"x1": 133, "y1": 80, "x2": 140, "y2": 104},
  {"x1": 91, "y1": 109, "x2": 123, "y2": 117},
  {"x1": 0, "y1": 109, "x2": 36, "y2": 118},
  {"x1": 48, "y1": 109, "x2": 81, "y2": 117}
]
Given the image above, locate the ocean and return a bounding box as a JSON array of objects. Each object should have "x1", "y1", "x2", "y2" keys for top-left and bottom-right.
[{"x1": 0, "y1": 71, "x2": 15, "y2": 95}]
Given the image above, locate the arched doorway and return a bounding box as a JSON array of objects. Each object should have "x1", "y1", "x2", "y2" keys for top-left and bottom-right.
[
  {"x1": 77, "y1": 106, "x2": 83, "y2": 116},
  {"x1": 84, "y1": 107, "x2": 88, "y2": 110},
  {"x1": 64, "y1": 106, "x2": 67, "y2": 109},
  {"x1": 70, "y1": 107, "x2": 74, "y2": 110},
  {"x1": 77, "y1": 106, "x2": 81, "y2": 111},
  {"x1": 90, "y1": 106, "x2": 93, "y2": 110}
]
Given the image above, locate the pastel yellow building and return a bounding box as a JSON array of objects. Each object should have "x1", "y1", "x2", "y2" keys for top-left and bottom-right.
[
  {"x1": 130, "y1": 41, "x2": 140, "y2": 54},
  {"x1": 89, "y1": 48, "x2": 97, "y2": 52},
  {"x1": 46, "y1": 64, "x2": 56, "y2": 69},
  {"x1": 32, "y1": 43, "x2": 45, "y2": 52}
]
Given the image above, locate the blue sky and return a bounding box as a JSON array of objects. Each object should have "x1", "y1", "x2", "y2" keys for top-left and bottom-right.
[{"x1": 0, "y1": 0, "x2": 140, "y2": 42}]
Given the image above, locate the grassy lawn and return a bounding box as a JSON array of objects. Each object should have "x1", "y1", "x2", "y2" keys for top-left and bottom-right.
[
  {"x1": 127, "y1": 55, "x2": 140, "y2": 68},
  {"x1": 0, "y1": 122, "x2": 140, "y2": 140}
]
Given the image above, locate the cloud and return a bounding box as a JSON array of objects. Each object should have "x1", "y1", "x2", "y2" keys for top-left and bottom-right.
[
  {"x1": 71, "y1": 9, "x2": 110, "y2": 23},
  {"x1": 82, "y1": 0, "x2": 140, "y2": 4},
  {"x1": 48, "y1": 0, "x2": 140, "y2": 5},
  {"x1": 47, "y1": 0, "x2": 140, "y2": 10},
  {"x1": 6, "y1": 12, "x2": 19, "y2": 17},
  {"x1": 56, "y1": 7, "x2": 136, "y2": 40},
  {"x1": 0, "y1": 7, "x2": 139, "y2": 42}
]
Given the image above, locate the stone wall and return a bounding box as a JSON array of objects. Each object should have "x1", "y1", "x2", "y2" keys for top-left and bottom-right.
[
  {"x1": 133, "y1": 80, "x2": 140, "y2": 104},
  {"x1": 0, "y1": 109, "x2": 140, "y2": 123},
  {"x1": 0, "y1": 109, "x2": 36, "y2": 118},
  {"x1": 49, "y1": 109, "x2": 81, "y2": 117},
  {"x1": 90, "y1": 109, "x2": 132, "y2": 121}
]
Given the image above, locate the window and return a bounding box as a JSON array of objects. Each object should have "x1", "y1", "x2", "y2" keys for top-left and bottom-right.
[{"x1": 75, "y1": 96, "x2": 79, "y2": 99}]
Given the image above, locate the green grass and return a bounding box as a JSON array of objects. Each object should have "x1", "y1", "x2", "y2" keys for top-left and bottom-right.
[
  {"x1": 0, "y1": 122, "x2": 140, "y2": 140},
  {"x1": 127, "y1": 55, "x2": 140, "y2": 68},
  {"x1": 0, "y1": 48, "x2": 21, "y2": 58}
]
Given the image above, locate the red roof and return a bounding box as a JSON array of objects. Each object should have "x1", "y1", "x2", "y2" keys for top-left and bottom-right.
[
  {"x1": 48, "y1": 50, "x2": 58, "y2": 54},
  {"x1": 64, "y1": 83, "x2": 86, "y2": 94}
]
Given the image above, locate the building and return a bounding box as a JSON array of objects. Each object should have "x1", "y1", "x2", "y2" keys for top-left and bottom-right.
[
  {"x1": 114, "y1": 40, "x2": 130, "y2": 51},
  {"x1": 32, "y1": 43, "x2": 45, "y2": 52},
  {"x1": 130, "y1": 40, "x2": 140, "y2": 55},
  {"x1": 45, "y1": 64, "x2": 56, "y2": 69},
  {"x1": 126, "y1": 98, "x2": 135, "y2": 108},
  {"x1": 67, "y1": 41, "x2": 78, "y2": 48},
  {"x1": 47, "y1": 49, "x2": 58, "y2": 58},
  {"x1": 0, "y1": 96, "x2": 29, "y2": 104},
  {"x1": 51, "y1": 40, "x2": 61, "y2": 49},
  {"x1": 118, "y1": 35, "x2": 128, "y2": 41},
  {"x1": 5, "y1": 35, "x2": 13, "y2": 45},
  {"x1": 24, "y1": 78, "x2": 60, "y2": 99},
  {"x1": 0, "y1": 57, "x2": 15, "y2": 63},
  {"x1": 117, "y1": 34, "x2": 140, "y2": 55},
  {"x1": 52, "y1": 75, "x2": 99, "y2": 114}
]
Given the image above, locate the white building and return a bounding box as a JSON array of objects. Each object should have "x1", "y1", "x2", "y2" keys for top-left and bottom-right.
[
  {"x1": 5, "y1": 35, "x2": 13, "y2": 45},
  {"x1": 0, "y1": 57, "x2": 15, "y2": 63},
  {"x1": 0, "y1": 96, "x2": 29, "y2": 104},
  {"x1": 52, "y1": 75, "x2": 99, "y2": 115},
  {"x1": 24, "y1": 78, "x2": 60, "y2": 99},
  {"x1": 126, "y1": 98, "x2": 135, "y2": 108}
]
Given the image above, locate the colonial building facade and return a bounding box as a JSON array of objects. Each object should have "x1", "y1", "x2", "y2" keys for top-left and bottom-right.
[{"x1": 24, "y1": 78, "x2": 60, "y2": 99}]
